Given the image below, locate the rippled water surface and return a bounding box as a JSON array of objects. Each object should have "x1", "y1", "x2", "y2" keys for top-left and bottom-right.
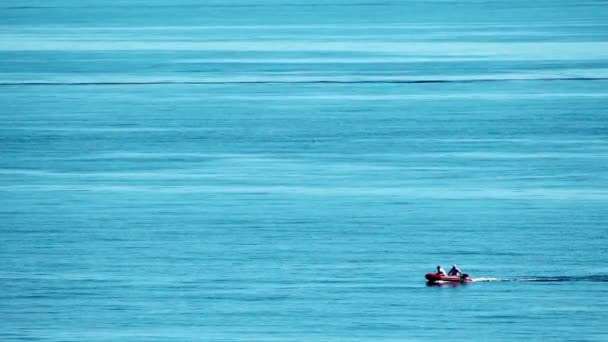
[{"x1": 2, "y1": 1, "x2": 608, "y2": 341}]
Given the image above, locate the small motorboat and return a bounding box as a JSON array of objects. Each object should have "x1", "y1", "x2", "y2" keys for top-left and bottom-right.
[{"x1": 425, "y1": 273, "x2": 472, "y2": 283}]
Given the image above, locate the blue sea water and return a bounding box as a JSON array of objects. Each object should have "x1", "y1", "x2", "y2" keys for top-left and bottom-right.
[{"x1": 1, "y1": 1, "x2": 608, "y2": 341}]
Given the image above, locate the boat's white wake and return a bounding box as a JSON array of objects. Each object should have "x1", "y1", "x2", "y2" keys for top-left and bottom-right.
[
  {"x1": 472, "y1": 275, "x2": 608, "y2": 283},
  {"x1": 471, "y1": 277, "x2": 505, "y2": 282}
]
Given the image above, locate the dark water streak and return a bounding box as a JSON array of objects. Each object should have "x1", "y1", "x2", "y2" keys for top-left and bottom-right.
[{"x1": 2, "y1": 76, "x2": 607, "y2": 86}]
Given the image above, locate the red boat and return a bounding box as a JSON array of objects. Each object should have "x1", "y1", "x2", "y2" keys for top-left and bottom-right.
[{"x1": 425, "y1": 273, "x2": 472, "y2": 283}]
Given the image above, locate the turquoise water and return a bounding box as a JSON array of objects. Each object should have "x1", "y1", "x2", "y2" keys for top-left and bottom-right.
[{"x1": 2, "y1": 1, "x2": 608, "y2": 341}]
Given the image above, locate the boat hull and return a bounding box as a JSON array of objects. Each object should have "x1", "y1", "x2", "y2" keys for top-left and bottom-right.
[{"x1": 425, "y1": 273, "x2": 472, "y2": 283}]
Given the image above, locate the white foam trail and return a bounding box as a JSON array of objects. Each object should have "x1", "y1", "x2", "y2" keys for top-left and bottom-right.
[{"x1": 472, "y1": 277, "x2": 505, "y2": 282}]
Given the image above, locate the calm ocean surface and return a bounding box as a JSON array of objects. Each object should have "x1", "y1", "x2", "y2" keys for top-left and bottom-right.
[{"x1": 1, "y1": 1, "x2": 608, "y2": 341}]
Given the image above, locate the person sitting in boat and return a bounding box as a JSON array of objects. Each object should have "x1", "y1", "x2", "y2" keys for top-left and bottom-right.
[
  {"x1": 448, "y1": 264, "x2": 462, "y2": 276},
  {"x1": 436, "y1": 265, "x2": 446, "y2": 276}
]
